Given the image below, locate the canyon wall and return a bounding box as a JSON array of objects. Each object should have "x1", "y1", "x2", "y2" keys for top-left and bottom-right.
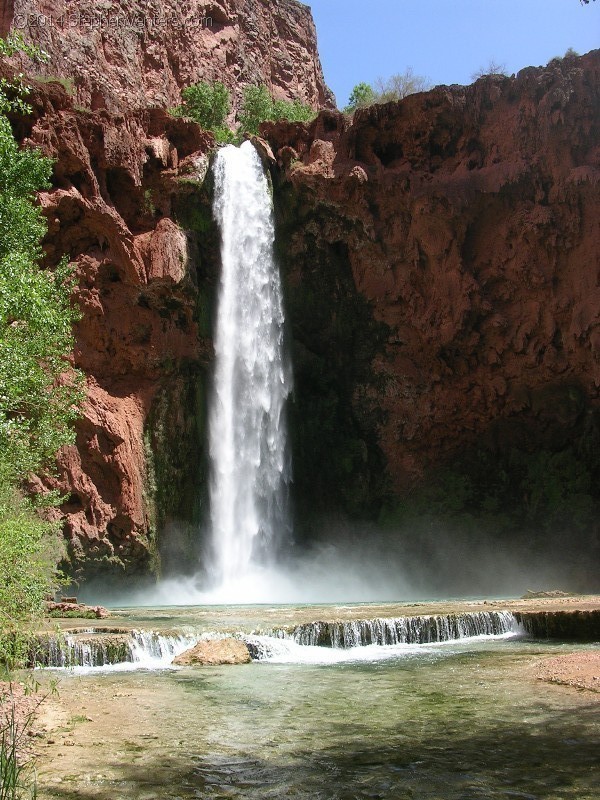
[
  {"x1": 13, "y1": 75, "x2": 219, "y2": 579},
  {"x1": 1, "y1": 0, "x2": 333, "y2": 582},
  {"x1": 265, "y1": 50, "x2": 600, "y2": 573},
  {"x1": 3, "y1": 20, "x2": 599, "y2": 583},
  {"x1": 1, "y1": 0, "x2": 334, "y2": 112}
]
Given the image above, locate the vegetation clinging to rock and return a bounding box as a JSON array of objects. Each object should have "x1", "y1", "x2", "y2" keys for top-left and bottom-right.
[
  {"x1": 171, "y1": 80, "x2": 315, "y2": 142},
  {"x1": 0, "y1": 35, "x2": 83, "y2": 665},
  {"x1": 344, "y1": 68, "x2": 430, "y2": 113}
]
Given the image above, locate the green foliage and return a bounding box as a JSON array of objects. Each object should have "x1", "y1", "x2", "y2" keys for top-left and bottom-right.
[
  {"x1": 271, "y1": 98, "x2": 316, "y2": 124},
  {"x1": 343, "y1": 82, "x2": 376, "y2": 113},
  {"x1": 237, "y1": 85, "x2": 273, "y2": 135},
  {"x1": 0, "y1": 35, "x2": 83, "y2": 667},
  {"x1": 344, "y1": 69, "x2": 430, "y2": 113},
  {"x1": 237, "y1": 85, "x2": 316, "y2": 135},
  {"x1": 0, "y1": 33, "x2": 48, "y2": 116},
  {"x1": 0, "y1": 115, "x2": 83, "y2": 485},
  {"x1": 46, "y1": 608, "x2": 97, "y2": 619},
  {"x1": 0, "y1": 487, "x2": 64, "y2": 639},
  {"x1": 34, "y1": 75, "x2": 74, "y2": 96},
  {"x1": 0, "y1": 32, "x2": 45, "y2": 62},
  {"x1": 170, "y1": 80, "x2": 315, "y2": 141},
  {"x1": 172, "y1": 80, "x2": 231, "y2": 132},
  {"x1": 212, "y1": 125, "x2": 236, "y2": 144}
]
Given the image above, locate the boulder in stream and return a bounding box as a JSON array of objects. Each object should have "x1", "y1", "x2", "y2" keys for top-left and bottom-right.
[{"x1": 173, "y1": 638, "x2": 251, "y2": 666}]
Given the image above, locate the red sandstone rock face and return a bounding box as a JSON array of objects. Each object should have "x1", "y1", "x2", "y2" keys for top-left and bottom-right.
[
  {"x1": 5, "y1": 45, "x2": 600, "y2": 578},
  {"x1": 14, "y1": 77, "x2": 215, "y2": 574},
  {"x1": 3, "y1": 0, "x2": 334, "y2": 113},
  {"x1": 265, "y1": 50, "x2": 600, "y2": 491}
]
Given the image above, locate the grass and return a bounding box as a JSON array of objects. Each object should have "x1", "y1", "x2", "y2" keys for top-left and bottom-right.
[{"x1": 0, "y1": 684, "x2": 40, "y2": 800}]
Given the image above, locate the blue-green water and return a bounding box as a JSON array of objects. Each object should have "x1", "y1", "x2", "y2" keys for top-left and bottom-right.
[{"x1": 36, "y1": 606, "x2": 599, "y2": 799}]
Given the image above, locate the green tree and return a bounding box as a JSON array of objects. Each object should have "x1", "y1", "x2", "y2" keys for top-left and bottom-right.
[
  {"x1": 0, "y1": 487, "x2": 63, "y2": 627},
  {"x1": 0, "y1": 35, "x2": 82, "y2": 659},
  {"x1": 181, "y1": 80, "x2": 230, "y2": 129},
  {"x1": 0, "y1": 116, "x2": 82, "y2": 484},
  {"x1": 238, "y1": 85, "x2": 316, "y2": 135},
  {"x1": 374, "y1": 68, "x2": 430, "y2": 102},
  {"x1": 343, "y1": 82, "x2": 376, "y2": 113},
  {"x1": 173, "y1": 80, "x2": 231, "y2": 132},
  {"x1": 272, "y1": 98, "x2": 315, "y2": 124},
  {"x1": 238, "y1": 85, "x2": 275, "y2": 135},
  {"x1": 344, "y1": 70, "x2": 430, "y2": 114}
]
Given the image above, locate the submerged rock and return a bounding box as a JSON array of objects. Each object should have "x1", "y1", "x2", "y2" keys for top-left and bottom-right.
[{"x1": 173, "y1": 638, "x2": 251, "y2": 666}]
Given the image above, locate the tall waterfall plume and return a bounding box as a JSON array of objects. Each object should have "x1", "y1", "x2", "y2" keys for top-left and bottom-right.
[{"x1": 209, "y1": 141, "x2": 292, "y2": 591}]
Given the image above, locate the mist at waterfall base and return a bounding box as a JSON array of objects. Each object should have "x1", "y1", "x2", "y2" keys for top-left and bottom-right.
[
  {"x1": 94, "y1": 515, "x2": 576, "y2": 607},
  {"x1": 79, "y1": 141, "x2": 585, "y2": 608}
]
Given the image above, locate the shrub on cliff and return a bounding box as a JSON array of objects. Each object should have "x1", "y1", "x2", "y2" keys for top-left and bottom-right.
[
  {"x1": 173, "y1": 80, "x2": 230, "y2": 129},
  {"x1": 343, "y1": 82, "x2": 376, "y2": 113},
  {"x1": 374, "y1": 69, "x2": 431, "y2": 102},
  {"x1": 0, "y1": 115, "x2": 82, "y2": 484},
  {"x1": 238, "y1": 85, "x2": 315, "y2": 135},
  {"x1": 344, "y1": 69, "x2": 430, "y2": 113},
  {"x1": 172, "y1": 81, "x2": 315, "y2": 140},
  {"x1": 171, "y1": 81, "x2": 236, "y2": 143}
]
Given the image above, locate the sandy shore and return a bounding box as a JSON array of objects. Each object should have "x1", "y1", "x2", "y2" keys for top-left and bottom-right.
[{"x1": 535, "y1": 650, "x2": 600, "y2": 695}]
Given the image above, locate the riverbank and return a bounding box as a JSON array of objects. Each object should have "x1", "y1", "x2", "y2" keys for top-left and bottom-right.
[
  {"x1": 535, "y1": 651, "x2": 600, "y2": 694},
  {"x1": 31, "y1": 634, "x2": 600, "y2": 800}
]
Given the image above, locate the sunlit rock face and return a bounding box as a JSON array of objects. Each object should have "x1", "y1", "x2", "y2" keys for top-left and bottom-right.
[
  {"x1": 13, "y1": 77, "x2": 217, "y2": 579},
  {"x1": 2, "y1": 0, "x2": 334, "y2": 112},
  {"x1": 5, "y1": 43, "x2": 600, "y2": 585},
  {"x1": 266, "y1": 51, "x2": 600, "y2": 518},
  {"x1": 0, "y1": 0, "x2": 332, "y2": 583}
]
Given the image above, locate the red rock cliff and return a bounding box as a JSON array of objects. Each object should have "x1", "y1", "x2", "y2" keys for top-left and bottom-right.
[
  {"x1": 2, "y1": 0, "x2": 334, "y2": 112},
  {"x1": 264, "y1": 50, "x2": 600, "y2": 510},
  {"x1": 6, "y1": 44, "x2": 600, "y2": 582},
  {"x1": 0, "y1": 0, "x2": 332, "y2": 581},
  {"x1": 9, "y1": 74, "x2": 218, "y2": 578}
]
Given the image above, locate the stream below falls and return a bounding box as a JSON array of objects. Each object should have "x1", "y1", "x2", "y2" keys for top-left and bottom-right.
[{"x1": 33, "y1": 604, "x2": 599, "y2": 800}]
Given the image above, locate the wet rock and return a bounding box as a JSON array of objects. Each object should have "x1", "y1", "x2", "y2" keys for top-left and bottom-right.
[
  {"x1": 515, "y1": 610, "x2": 600, "y2": 641},
  {"x1": 45, "y1": 602, "x2": 109, "y2": 619},
  {"x1": 173, "y1": 638, "x2": 251, "y2": 666}
]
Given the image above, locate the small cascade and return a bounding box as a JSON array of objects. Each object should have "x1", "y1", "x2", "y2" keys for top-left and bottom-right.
[
  {"x1": 252, "y1": 611, "x2": 519, "y2": 650},
  {"x1": 35, "y1": 612, "x2": 522, "y2": 668},
  {"x1": 35, "y1": 629, "x2": 195, "y2": 669}
]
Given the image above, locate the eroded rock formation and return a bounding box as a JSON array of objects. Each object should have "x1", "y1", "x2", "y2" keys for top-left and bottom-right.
[
  {"x1": 1, "y1": 0, "x2": 334, "y2": 112},
  {"x1": 265, "y1": 51, "x2": 600, "y2": 530},
  {"x1": 10, "y1": 75, "x2": 218, "y2": 578}
]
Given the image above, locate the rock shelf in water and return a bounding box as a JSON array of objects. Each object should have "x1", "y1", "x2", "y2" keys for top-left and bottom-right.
[{"x1": 33, "y1": 597, "x2": 600, "y2": 668}]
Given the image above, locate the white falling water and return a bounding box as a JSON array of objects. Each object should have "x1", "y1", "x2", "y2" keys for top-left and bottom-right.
[{"x1": 209, "y1": 141, "x2": 292, "y2": 592}]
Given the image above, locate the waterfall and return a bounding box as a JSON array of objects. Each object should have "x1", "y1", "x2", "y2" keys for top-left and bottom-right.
[
  {"x1": 209, "y1": 141, "x2": 292, "y2": 589},
  {"x1": 246, "y1": 611, "x2": 520, "y2": 656},
  {"x1": 34, "y1": 630, "x2": 196, "y2": 669}
]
